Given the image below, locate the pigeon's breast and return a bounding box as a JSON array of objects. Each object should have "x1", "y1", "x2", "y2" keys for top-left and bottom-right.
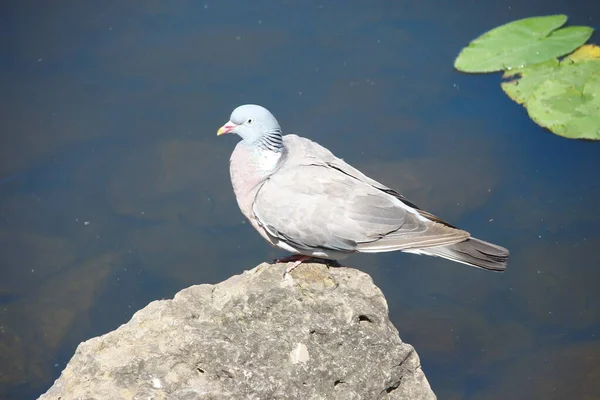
[{"x1": 229, "y1": 142, "x2": 284, "y2": 245}]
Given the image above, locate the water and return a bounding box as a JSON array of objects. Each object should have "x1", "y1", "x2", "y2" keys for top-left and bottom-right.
[{"x1": 1, "y1": 1, "x2": 599, "y2": 398}]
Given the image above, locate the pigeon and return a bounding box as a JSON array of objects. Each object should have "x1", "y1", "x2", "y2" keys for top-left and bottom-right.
[{"x1": 217, "y1": 104, "x2": 508, "y2": 274}]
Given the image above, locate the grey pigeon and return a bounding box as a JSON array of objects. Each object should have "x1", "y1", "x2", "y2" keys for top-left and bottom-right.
[{"x1": 218, "y1": 104, "x2": 508, "y2": 274}]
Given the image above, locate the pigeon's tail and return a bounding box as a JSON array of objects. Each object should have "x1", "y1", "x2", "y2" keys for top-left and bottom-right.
[{"x1": 413, "y1": 237, "x2": 509, "y2": 271}]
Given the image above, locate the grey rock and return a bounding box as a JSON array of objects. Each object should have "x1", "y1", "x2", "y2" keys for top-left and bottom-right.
[{"x1": 39, "y1": 263, "x2": 436, "y2": 400}]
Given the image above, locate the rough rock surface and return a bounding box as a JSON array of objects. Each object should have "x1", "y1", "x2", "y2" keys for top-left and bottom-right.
[{"x1": 39, "y1": 262, "x2": 436, "y2": 400}]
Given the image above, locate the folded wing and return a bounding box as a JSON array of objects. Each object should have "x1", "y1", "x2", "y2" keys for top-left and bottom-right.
[{"x1": 253, "y1": 138, "x2": 469, "y2": 255}]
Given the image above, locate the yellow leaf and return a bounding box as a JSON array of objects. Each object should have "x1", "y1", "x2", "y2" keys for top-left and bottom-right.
[{"x1": 567, "y1": 44, "x2": 600, "y2": 62}]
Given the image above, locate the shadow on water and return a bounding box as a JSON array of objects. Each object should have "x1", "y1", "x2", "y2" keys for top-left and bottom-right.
[{"x1": 1, "y1": 1, "x2": 600, "y2": 398}]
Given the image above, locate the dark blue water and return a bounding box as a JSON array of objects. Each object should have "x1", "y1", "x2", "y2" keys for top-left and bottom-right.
[{"x1": 1, "y1": 1, "x2": 599, "y2": 398}]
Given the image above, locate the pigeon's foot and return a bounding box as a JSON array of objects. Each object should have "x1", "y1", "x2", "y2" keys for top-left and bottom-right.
[
  {"x1": 275, "y1": 255, "x2": 341, "y2": 278},
  {"x1": 274, "y1": 254, "x2": 306, "y2": 264},
  {"x1": 274, "y1": 255, "x2": 339, "y2": 265},
  {"x1": 282, "y1": 255, "x2": 312, "y2": 277}
]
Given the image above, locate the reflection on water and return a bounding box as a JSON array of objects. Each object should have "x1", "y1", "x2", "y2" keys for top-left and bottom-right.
[{"x1": 1, "y1": 1, "x2": 600, "y2": 398}]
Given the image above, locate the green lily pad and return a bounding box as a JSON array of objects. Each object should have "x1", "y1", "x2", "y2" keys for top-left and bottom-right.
[
  {"x1": 455, "y1": 15, "x2": 594, "y2": 73},
  {"x1": 501, "y1": 60, "x2": 559, "y2": 104},
  {"x1": 501, "y1": 45, "x2": 600, "y2": 140}
]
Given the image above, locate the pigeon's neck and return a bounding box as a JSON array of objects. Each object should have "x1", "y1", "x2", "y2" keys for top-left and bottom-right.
[
  {"x1": 256, "y1": 129, "x2": 284, "y2": 153},
  {"x1": 250, "y1": 141, "x2": 285, "y2": 174},
  {"x1": 232, "y1": 135, "x2": 286, "y2": 185},
  {"x1": 241, "y1": 129, "x2": 285, "y2": 172}
]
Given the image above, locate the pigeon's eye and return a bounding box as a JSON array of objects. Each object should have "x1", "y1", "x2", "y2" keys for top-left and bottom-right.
[{"x1": 247, "y1": 118, "x2": 253, "y2": 124}]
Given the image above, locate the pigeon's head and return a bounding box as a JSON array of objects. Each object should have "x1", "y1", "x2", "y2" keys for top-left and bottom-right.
[{"x1": 217, "y1": 104, "x2": 282, "y2": 145}]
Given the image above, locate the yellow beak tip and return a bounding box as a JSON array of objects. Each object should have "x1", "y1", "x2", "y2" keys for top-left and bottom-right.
[{"x1": 217, "y1": 121, "x2": 237, "y2": 136}]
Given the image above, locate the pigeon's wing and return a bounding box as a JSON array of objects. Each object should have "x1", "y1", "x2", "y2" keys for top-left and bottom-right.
[
  {"x1": 252, "y1": 160, "x2": 469, "y2": 254},
  {"x1": 281, "y1": 134, "x2": 455, "y2": 227}
]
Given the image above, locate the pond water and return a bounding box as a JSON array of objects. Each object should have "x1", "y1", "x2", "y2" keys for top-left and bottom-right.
[{"x1": 1, "y1": 1, "x2": 599, "y2": 398}]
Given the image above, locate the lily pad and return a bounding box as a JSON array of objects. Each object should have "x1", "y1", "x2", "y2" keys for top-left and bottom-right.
[
  {"x1": 501, "y1": 45, "x2": 600, "y2": 140},
  {"x1": 455, "y1": 15, "x2": 594, "y2": 73}
]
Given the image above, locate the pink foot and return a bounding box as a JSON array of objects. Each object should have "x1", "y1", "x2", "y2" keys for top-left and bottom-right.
[
  {"x1": 274, "y1": 254, "x2": 306, "y2": 264},
  {"x1": 273, "y1": 255, "x2": 312, "y2": 277}
]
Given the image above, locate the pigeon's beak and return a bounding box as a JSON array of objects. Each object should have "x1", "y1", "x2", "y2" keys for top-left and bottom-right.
[{"x1": 217, "y1": 121, "x2": 238, "y2": 136}]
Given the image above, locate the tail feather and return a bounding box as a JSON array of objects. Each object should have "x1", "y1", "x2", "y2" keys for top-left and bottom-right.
[{"x1": 414, "y1": 237, "x2": 508, "y2": 271}]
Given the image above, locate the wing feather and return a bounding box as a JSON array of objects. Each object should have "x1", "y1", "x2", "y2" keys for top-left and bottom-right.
[{"x1": 253, "y1": 156, "x2": 467, "y2": 254}]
